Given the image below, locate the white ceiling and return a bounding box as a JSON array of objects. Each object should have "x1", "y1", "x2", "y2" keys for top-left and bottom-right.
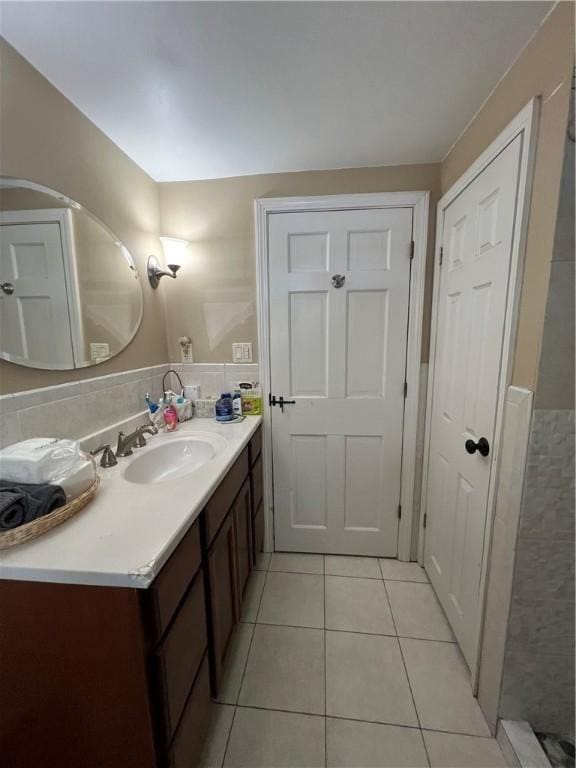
[{"x1": 1, "y1": 1, "x2": 552, "y2": 182}]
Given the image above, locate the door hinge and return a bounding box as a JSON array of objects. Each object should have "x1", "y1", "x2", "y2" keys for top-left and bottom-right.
[
  {"x1": 409, "y1": 240, "x2": 415, "y2": 260},
  {"x1": 439, "y1": 247, "x2": 443, "y2": 266},
  {"x1": 403, "y1": 381, "x2": 408, "y2": 398},
  {"x1": 423, "y1": 513, "x2": 427, "y2": 529},
  {"x1": 397, "y1": 504, "x2": 402, "y2": 520}
]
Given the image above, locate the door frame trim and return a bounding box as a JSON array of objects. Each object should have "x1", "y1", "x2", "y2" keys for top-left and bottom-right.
[
  {"x1": 255, "y1": 191, "x2": 430, "y2": 560},
  {"x1": 418, "y1": 98, "x2": 540, "y2": 682}
]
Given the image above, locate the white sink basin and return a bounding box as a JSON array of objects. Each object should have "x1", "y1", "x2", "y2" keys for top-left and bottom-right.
[{"x1": 123, "y1": 434, "x2": 227, "y2": 484}]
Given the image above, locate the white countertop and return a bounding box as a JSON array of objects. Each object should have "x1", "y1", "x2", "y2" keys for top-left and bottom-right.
[{"x1": 0, "y1": 416, "x2": 262, "y2": 589}]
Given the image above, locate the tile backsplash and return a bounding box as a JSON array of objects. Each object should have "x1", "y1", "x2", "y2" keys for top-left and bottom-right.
[
  {"x1": 0, "y1": 362, "x2": 261, "y2": 454},
  {"x1": 0, "y1": 364, "x2": 171, "y2": 452},
  {"x1": 169, "y1": 363, "x2": 260, "y2": 397}
]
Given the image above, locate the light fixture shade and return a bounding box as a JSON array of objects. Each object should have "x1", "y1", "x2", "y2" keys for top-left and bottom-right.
[{"x1": 160, "y1": 237, "x2": 190, "y2": 268}]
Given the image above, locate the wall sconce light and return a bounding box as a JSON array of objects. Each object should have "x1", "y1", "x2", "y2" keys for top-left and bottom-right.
[{"x1": 147, "y1": 237, "x2": 190, "y2": 289}]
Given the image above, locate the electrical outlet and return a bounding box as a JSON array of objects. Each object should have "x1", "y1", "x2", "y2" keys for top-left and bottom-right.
[{"x1": 232, "y1": 342, "x2": 253, "y2": 363}]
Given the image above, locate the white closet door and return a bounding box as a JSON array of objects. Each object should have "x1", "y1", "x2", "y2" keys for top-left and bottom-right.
[
  {"x1": 0, "y1": 221, "x2": 75, "y2": 368},
  {"x1": 424, "y1": 135, "x2": 523, "y2": 668},
  {"x1": 269, "y1": 207, "x2": 413, "y2": 556}
]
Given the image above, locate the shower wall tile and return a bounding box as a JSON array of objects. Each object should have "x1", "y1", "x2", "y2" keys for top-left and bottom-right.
[
  {"x1": 536, "y1": 262, "x2": 575, "y2": 410},
  {"x1": 518, "y1": 410, "x2": 575, "y2": 541},
  {"x1": 511, "y1": 536, "x2": 574, "y2": 604},
  {"x1": 500, "y1": 649, "x2": 575, "y2": 736}
]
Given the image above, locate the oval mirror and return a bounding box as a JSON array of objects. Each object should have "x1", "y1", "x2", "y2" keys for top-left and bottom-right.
[{"x1": 0, "y1": 178, "x2": 143, "y2": 370}]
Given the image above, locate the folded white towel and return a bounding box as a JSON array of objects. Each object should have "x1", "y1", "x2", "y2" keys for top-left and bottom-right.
[{"x1": 0, "y1": 438, "x2": 96, "y2": 499}]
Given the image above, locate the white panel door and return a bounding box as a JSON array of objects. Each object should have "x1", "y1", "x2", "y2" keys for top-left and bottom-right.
[
  {"x1": 269, "y1": 207, "x2": 413, "y2": 555},
  {"x1": 424, "y1": 135, "x2": 523, "y2": 668},
  {"x1": 0, "y1": 222, "x2": 75, "y2": 367}
]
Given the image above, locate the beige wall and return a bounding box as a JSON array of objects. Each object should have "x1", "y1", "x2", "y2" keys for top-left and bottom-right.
[
  {"x1": 159, "y1": 163, "x2": 441, "y2": 363},
  {"x1": 4, "y1": 2, "x2": 571, "y2": 389},
  {"x1": 0, "y1": 40, "x2": 168, "y2": 395},
  {"x1": 441, "y1": 2, "x2": 575, "y2": 390}
]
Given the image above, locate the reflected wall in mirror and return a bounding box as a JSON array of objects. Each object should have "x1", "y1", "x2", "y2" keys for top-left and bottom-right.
[{"x1": 0, "y1": 178, "x2": 144, "y2": 369}]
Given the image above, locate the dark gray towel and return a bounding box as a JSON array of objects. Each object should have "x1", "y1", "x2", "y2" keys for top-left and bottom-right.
[
  {"x1": 0, "y1": 480, "x2": 66, "y2": 530},
  {"x1": 0, "y1": 490, "x2": 28, "y2": 530}
]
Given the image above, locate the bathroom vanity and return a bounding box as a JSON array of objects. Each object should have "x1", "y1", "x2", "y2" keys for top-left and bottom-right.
[{"x1": 0, "y1": 419, "x2": 263, "y2": 768}]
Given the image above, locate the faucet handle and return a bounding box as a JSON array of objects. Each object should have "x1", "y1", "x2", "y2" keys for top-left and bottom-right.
[
  {"x1": 90, "y1": 444, "x2": 117, "y2": 468},
  {"x1": 116, "y1": 431, "x2": 134, "y2": 457}
]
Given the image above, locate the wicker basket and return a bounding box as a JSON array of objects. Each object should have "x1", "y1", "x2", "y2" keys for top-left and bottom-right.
[{"x1": 0, "y1": 475, "x2": 100, "y2": 550}]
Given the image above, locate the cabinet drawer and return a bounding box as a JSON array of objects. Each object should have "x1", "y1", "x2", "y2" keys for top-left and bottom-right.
[
  {"x1": 251, "y1": 454, "x2": 263, "y2": 514},
  {"x1": 205, "y1": 447, "x2": 249, "y2": 546},
  {"x1": 156, "y1": 569, "x2": 208, "y2": 740},
  {"x1": 148, "y1": 520, "x2": 202, "y2": 642},
  {"x1": 249, "y1": 426, "x2": 262, "y2": 467},
  {"x1": 168, "y1": 653, "x2": 211, "y2": 768}
]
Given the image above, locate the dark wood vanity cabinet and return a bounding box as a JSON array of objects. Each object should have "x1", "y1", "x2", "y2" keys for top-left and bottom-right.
[
  {"x1": 234, "y1": 478, "x2": 253, "y2": 599},
  {"x1": 205, "y1": 509, "x2": 239, "y2": 692},
  {"x1": 250, "y1": 435, "x2": 264, "y2": 564},
  {"x1": 0, "y1": 518, "x2": 209, "y2": 768},
  {"x1": 0, "y1": 425, "x2": 263, "y2": 768},
  {"x1": 202, "y1": 426, "x2": 263, "y2": 696}
]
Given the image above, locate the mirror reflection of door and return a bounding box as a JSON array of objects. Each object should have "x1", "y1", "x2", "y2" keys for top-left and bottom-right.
[
  {"x1": 0, "y1": 178, "x2": 144, "y2": 370},
  {"x1": 0, "y1": 219, "x2": 76, "y2": 368}
]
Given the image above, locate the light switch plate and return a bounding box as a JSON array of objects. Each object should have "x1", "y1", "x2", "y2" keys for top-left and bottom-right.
[{"x1": 232, "y1": 342, "x2": 253, "y2": 363}]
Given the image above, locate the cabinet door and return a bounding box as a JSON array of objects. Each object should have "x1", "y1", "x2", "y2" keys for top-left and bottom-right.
[
  {"x1": 253, "y1": 501, "x2": 264, "y2": 561},
  {"x1": 156, "y1": 570, "x2": 207, "y2": 741},
  {"x1": 207, "y1": 512, "x2": 238, "y2": 695},
  {"x1": 234, "y1": 479, "x2": 253, "y2": 600},
  {"x1": 168, "y1": 654, "x2": 211, "y2": 768}
]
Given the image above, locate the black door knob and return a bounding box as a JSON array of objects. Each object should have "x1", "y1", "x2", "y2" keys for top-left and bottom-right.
[{"x1": 465, "y1": 437, "x2": 490, "y2": 457}]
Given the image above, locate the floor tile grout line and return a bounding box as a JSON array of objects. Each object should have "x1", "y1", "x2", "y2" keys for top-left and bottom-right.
[
  {"x1": 250, "y1": 617, "x2": 456, "y2": 644},
  {"x1": 231, "y1": 702, "x2": 498, "y2": 740},
  {"x1": 220, "y1": 704, "x2": 237, "y2": 768},
  {"x1": 269, "y1": 566, "x2": 428, "y2": 583},
  {"x1": 221, "y1": 563, "x2": 271, "y2": 767},
  {"x1": 383, "y1": 577, "x2": 431, "y2": 768},
  {"x1": 252, "y1": 560, "x2": 271, "y2": 625}
]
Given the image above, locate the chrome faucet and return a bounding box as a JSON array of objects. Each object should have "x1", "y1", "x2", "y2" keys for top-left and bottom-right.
[
  {"x1": 134, "y1": 423, "x2": 158, "y2": 448},
  {"x1": 116, "y1": 423, "x2": 158, "y2": 457}
]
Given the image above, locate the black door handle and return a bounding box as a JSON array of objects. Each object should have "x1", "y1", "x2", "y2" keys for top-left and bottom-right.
[
  {"x1": 465, "y1": 437, "x2": 490, "y2": 457},
  {"x1": 269, "y1": 394, "x2": 296, "y2": 412}
]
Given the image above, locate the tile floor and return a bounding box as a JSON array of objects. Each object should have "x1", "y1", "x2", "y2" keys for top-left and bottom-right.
[{"x1": 200, "y1": 553, "x2": 507, "y2": 768}]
